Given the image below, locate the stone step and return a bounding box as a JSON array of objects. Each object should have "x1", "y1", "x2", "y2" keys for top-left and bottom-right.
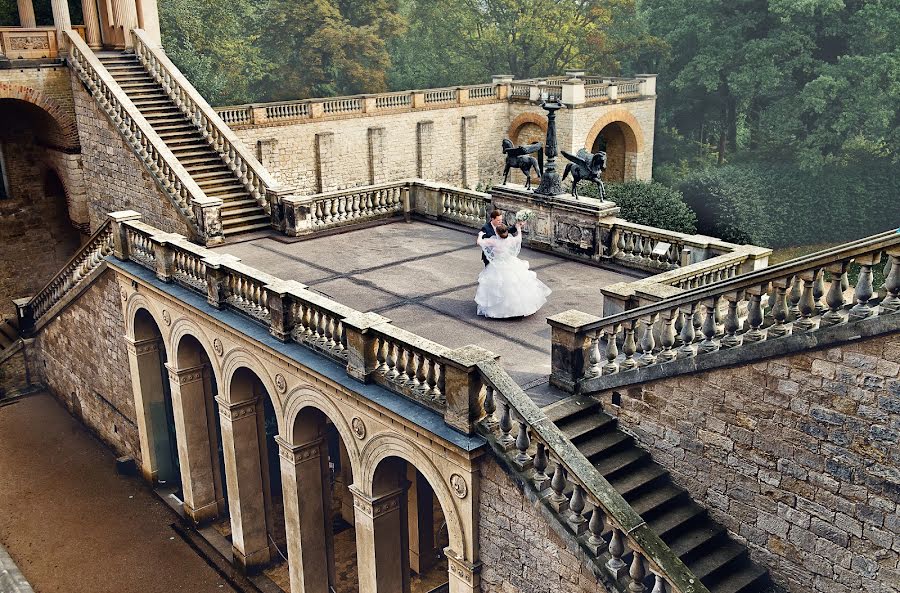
[
  {"x1": 629, "y1": 483, "x2": 688, "y2": 519},
  {"x1": 118, "y1": 82, "x2": 158, "y2": 90},
  {"x1": 154, "y1": 125, "x2": 197, "y2": 136},
  {"x1": 219, "y1": 198, "x2": 260, "y2": 209},
  {"x1": 180, "y1": 155, "x2": 224, "y2": 167},
  {"x1": 646, "y1": 500, "x2": 707, "y2": 539},
  {"x1": 206, "y1": 189, "x2": 252, "y2": 201},
  {"x1": 222, "y1": 206, "x2": 266, "y2": 218},
  {"x1": 708, "y1": 562, "x2": 769, "y2": 593},
  {"x1": 557, "y1": 412, "x2": 616, "y2": 443},
  {"x1": 0, "y1": 331, "x2": 13, "y2": 349},
  {"x1": 132, "y1": 98, "x2": 176, "y2": 108},
  {"x1": 156, "y1": 129, "x2": 202, "y2": 140},
  {"x1": 666, "y1": 522, "x2": 727, "y2": 562},
  {"x1": 182, "y1": 162, "x2": 228, "y2": 174},
  {"x1": 686, "y1": 539, "x2": 748, "y2": 583},
  {"x1": 578, "y1": 430, "x2": 632, "y2": 460},
  {"x1": 542, "y1": 396, "x2": 601, "y2": 424},
  {"x1": 222, "y1": 220, "x2": 270, "y2": 235},
  {"x1": 169, "y1": 148, "x2": 217, "y2": 160},
  {"x1": 607, "y1": 463, "x2": 668, "y2": 499},
  {"x1": 191, "y1": 170, "x2": 235, "y2": 181},
  {"x1": 593, "y1": 447, "x2": 650, "y2": 480}
]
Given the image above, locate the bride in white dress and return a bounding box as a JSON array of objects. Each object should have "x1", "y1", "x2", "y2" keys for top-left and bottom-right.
[{"x1": 475, "y1": 221, "x2": 552, "y2": 318}]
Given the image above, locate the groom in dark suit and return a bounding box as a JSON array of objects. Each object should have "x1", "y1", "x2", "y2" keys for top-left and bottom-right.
[{"x1": 478, "y1": 209, "x2": 518, "y2": 266}]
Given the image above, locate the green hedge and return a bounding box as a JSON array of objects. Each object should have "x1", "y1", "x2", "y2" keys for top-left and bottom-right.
[
  {"x1": 579, "y1": 181, "x2": 697, "y2": 235},
  {"x1": 677, "y1": 160, "x2": 900, "y2": 248}
]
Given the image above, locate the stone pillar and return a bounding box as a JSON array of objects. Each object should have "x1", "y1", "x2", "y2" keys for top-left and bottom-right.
[
  {"x1": 461, "y1": 116, "x2": 479, "y2": 189},
  {"x1": 440, "y1": 345, "x2": 497, "y2": 435},
  {"x1": 446, "y1": 549, "x2": 481, "y2": 593},
  {"x1": 547, "y1": 310, "x2": 602, "y2": 393},
  {"x1": 407, "y1": 467, "x2": 435, "y2": 575},
  {"x1": 256, "y1": 138, "x2": 278, "y2": 170},
  {"x1": 81, "y1": 0, "x2": 102, "y2": 48},
  {"x1": 112, "y1": 0, "x2": 138, "y2": 49},
  {"x1": 126, "y1": 335, "x2": 169, "y2": 482},
  {"x1": 343, "y1": 312, "x2": 390, "y2": 383},
  {"x1": 278, "y1": 436, "x2": 332, "y2": 593},
  {"x1": 135, "y1": 0, "x2": 161, "y2": 46},
  {"x1": 315, "y1": 132, "x2": 335, "y2": 193},
  {"x1": 368, "y1": 127, "x2": 386, "y2": 185},
  {"x1": 50, "y1": 0, "x2": 72, "y2": 52},
  {"x1": 561, "y1": 79, "x2": 585, "y2": 106},
  {"x1": 167, "y1": 363, "x2": 221, "y2": 525},
  {"x1": 17, "y1": 0, "x2": 36, "y2": 27},
  {"x1": 216, "y1": 396, "x2": 271, "y2": 571},
  {"x1": 416, "y1": 121, "x2": 434, "y2": 179},
  {"x1": 352, "y1": 486, "x2": 410, "y2": 593}
]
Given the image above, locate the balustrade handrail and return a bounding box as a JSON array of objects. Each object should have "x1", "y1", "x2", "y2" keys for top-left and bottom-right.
[
  {"x1": 64, "y1": 31, "x2": 212, "y2": 238},
  {"x1": 131, "y1": 28, "x2": 279, "y2": 209},
  {"x1": 589, "y1": 229, "x2": 900, "y2": 331},
  {"x1": 477, "y1": 360, "x2": 709, "y2": 593},
  {"x1": 605, "y1": 218, "x2": 736, "y2": 253}
]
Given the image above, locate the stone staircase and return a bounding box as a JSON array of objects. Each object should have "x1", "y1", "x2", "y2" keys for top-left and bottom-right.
[
  {"x1": 543, "y1": 396, "x2": 774, "y2": 593},
  {"x1": 96, "y1": 51, "x2": 270, "y2": 236},
  {"x1": 0, "y1": 316, "x2": 20, "y2": 355}
]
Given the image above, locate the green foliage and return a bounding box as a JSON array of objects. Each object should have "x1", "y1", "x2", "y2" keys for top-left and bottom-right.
[
  {"x1": 0, "y1": 0, "x2": 82, "y2": 26},
  {"x1": 579, "y1": 181, "x2": 697, "y2": 235},
  {"x1": 0, "y1": 0, "x2": 17, "y2": 26},
  {"x1": 678, "y1": 159, "x2": 900, "y2": 248}
]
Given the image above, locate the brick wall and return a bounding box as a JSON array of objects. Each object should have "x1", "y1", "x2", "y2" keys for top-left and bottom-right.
[
  {"x1": 600, "y1": 333, "x2": 900, "y2": 593},
  {"x1": 30, "y1": 269, "x2": 140, "y2": 461},
  {"x1": 479, "y1": 457, "x2": 613, "y2": 593},
  {"x1": 70, "y1": 74, "x2": 193, "y2": 237}
]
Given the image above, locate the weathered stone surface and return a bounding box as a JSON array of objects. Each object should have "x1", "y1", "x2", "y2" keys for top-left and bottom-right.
[{"x1": 601, "y1": 332, "x2": 900, "y2": 593}]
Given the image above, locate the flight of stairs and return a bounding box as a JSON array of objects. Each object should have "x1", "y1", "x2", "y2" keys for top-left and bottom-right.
[
  {"x1": 543, "y1": 397, "x2": 775, "y2": 593},
  {"x1": 96, "y1": 51, "x2": 270, "y2": 236},
  {"x1": 0, "y1": 316, "x2": 20, "y2": 355}
]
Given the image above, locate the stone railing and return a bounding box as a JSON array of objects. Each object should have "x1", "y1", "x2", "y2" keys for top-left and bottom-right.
[
  {"x1": 549, "y1": 230, "x2": 900, "y2": 392},
  {"x1": 65, "y1": 31, "x2": 222, "y2": 244},
  {"x1": 131, "y1": 28, "x2": 279, "y2": 211},
  {"x1": 269, "y1": 179, "x2": 492, "y2": 236},
  {"x1": 473, "y1": 359, "x2": 709, "y2": 593},
  {"x1": 15, "y1": 216, "x2": 116, "y2": 334}
]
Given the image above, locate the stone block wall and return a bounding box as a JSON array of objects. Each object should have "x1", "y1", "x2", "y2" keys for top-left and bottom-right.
[
  {"x1": 29, "y1": 269, "x2": 140, "y2": 462},
  {"x1": 0, "y1": 347, "x2": 30, "y2": 396},
  {"x1": 70, "y1": 74, "x2": 193, "y2": 237},
  {"x1": 479, "y1": 457, "x2": 613, "y2": 593},
  {"x1": 599, "y1": 333, "x2": 900, "y2": 593}
]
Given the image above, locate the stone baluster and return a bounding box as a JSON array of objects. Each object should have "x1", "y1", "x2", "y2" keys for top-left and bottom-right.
[
  {"x1": 426, "y1": 360, "x2": 442, "y2": 400},
  {"x1": 744, "y1": 286, "x2": 766, "y2": 342},
  {"x1": 588, "y1": 333, "x2": 603, "y2": 376},
  {"x1": 567, "y1": 484, "x2": 588, "y2": 534},
  {"x1": 849, "y1": 254, "x2": 879, "y2": 320},
  {"x1": 386, "y1": 341, "x2": 398, "y2": 378},
  {"x1": 482, "y1": 385, "x2": 497, "y2": 427},
  {"x1": 691, "y1": 307, "x2": 703, "y2": 344},
  {"x1": 768, "y1": 279, "x2": 790, "y2": 337},
  {"x1": 405, "y1": 347, "x2": 418, "y2": 386},
  {"x1": 651, "y1": 574, "x2": 666, "y2": 593},
  {"x1": 620, "y1": 321, "x2": 638, "y2": 370},
  {"x1": 497, "y1": 399, "x2": 514, "y2": 449},
  {"x1": 548, "y1": 463, "x2": 568, "y2": 512},
  {"x1": 677, "y1": 304, "x2": 697, "y2": 358},
  {"x1": 787, "y1": 275, "x2": 803, "y2": 321},
  {"x1": 513, "y1": 419, "x2": 532, "y2": 470},
  {"x1": 602, "y1": 327, "x2": 620, "y2": 375},
  {"x1": 794, "y1": 270, "x2": 820, "y2": 331},
  {"x1": 532, "y1": 443, "x2": 550, "y2": 491},
  {"x1": 586, "y1": 507, "x2": 606, "y2": 555},
  {"x1": 813, "y1": 268, "x2": 827, "y2": 314},
  {"x1": 607, "y1": 527, "x2": 627, "y2": 577},
  {"x1": 720, "y1": 293, "x2": 742, "y2": 349},
  {"x1": 629, "y1": 551, "x2": 647, "y2": 592},
  {"x1": 882, "y1": 252, "x2": 900, "y2": 313},
  {"x1": 673, "y1": 311, "x2": 684, "y2": 347},
  {"x1": 657, "y1": 311, "x2": 677, "y2": 362},
  {"x1": 638, "y1": 316, "x2": 657, "y2": 366},
  {"x1": 698, "y1": 298, "x2": 719, "y2": 353}
]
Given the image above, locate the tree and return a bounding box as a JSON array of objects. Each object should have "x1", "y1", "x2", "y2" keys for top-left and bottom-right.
[{"x1": 259, "y1": 0, "x2": 406, "y2": 100}]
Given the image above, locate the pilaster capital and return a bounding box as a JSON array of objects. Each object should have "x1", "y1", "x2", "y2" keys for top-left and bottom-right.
[
  {"x1": 164, "y1": 363, "x2": 206, "y2": 385},
  {"x1": 214, "y1": 396, "x2": 257, "y2": 421},
  {"x1": 349, "y1": 485, "x2": 408, "y2": 519},
  {"x1": 274, "y1": 435, "x2": 324, "y2": 465},
  {"x1": 445, "y1": 548, "x2": 482, "y2": 589},
  {"x1": 125, "y1": 335, "x2": 161, "y2": 356}
]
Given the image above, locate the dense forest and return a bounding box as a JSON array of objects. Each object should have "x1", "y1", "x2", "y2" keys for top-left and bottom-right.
[{"x1": 3, "y1": 0, "x2": 898, "y2": 250}]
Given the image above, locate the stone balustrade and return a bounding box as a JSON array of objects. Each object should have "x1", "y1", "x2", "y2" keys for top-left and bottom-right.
[
  {"x1": 65, "y1": 31, "x2": 223, "y2": 245},
  {"x1": 131, "y1": 28, "x2": 279, "y2": 212},
  {"x1": 213, "y1": 74, "x2": 653, "y2": 128},
  {"x1": 474, "y1": 360, "x2": 709, "y2": 593},
  {"x1": 0, "y1": 25, "x2": 85, "y2": 59},
  {"x1": 549, "y1": 229, "x2": 900, "y2": 392}
]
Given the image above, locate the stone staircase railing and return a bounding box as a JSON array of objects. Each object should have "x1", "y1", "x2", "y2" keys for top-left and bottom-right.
[
  {"x1": 269, "y1": 179, "x2": 491, "y2": 236},
  {"x1": 549, "y1": 229, "x2": 900, "y2": 393},
  {"x1": 64, "y1": 31, "x2": 222, "y2": 244},
  {"x1": 131, "y1": 28, "x2": 279, "y2": 213},
  {"x1": 475, "y1": 358, "x2": 709, "y2": 593},
  {"x1": 14, "y1": 217, "x2": 115, "y2": 335}
]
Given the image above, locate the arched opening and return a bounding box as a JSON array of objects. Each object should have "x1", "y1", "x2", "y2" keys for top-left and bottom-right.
[
  {"x1": 358, "y1": 456, "x2": 450, "y2": 593},
  {"x1": 169, "y1": 333, "x2": 227, "y2": 525},
  {"x1": 222, "y1": 366, "x2": 284, "y2": 573},
  {"x1": 507, "y1": 115, "x2": 547, "y2": 187},
  {"x1": 588, "y1": 118, "x2": 641, "y2": 184},
  {"x1": 592, "y1": 122, "x2": 626, "y2": 182},
  {"x1": 0, "y1": 97, "x2": 84, "y2": 315},
  {"x1": 131, "y1": 308, "x2": 181, "y2": 487}
]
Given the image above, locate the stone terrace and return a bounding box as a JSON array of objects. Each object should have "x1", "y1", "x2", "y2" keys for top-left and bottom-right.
[{"x1": 213, "y1": 220, "x2": 642, "y2": 405}]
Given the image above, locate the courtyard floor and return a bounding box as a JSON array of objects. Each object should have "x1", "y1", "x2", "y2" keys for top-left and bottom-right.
[
  {"x1": 0, "y1": 392, "x2": 239, "y2": 593},
  {"x1": 215, "y1": 220, "x2": 641, "y2": 405}
]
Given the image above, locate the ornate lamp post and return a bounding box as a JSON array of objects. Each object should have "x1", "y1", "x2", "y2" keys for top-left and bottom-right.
[{"x1": 534, "y1": 91, "x2": 564, "y2": 197}]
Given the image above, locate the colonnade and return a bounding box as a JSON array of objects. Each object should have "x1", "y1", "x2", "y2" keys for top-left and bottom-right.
[
  {"x1": 121, "y1": 294, "x2": 478, "y2": 593},
  {"x1": 11, "y1": 0, "x2": 160, "y2": 50}
]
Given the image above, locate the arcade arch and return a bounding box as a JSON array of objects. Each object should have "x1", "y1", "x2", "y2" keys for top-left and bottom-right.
[{"x1": 585, "y1": 111, "x2": 643, "y2": 183}]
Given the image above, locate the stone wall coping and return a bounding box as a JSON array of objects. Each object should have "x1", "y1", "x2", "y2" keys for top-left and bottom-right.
[{"x1": 278, "y1": 178, "x2": 490, "y2": 204}]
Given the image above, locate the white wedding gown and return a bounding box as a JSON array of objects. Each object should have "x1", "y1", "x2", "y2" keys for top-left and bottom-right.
[{"x1": 475, "y1": 233, "x2": 552, "y2": 318}]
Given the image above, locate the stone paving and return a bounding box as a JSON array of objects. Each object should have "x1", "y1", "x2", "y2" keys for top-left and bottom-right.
[
  {"x1": 0, "y1": 392, "x2": 238, "y2": 593},
  {"x1": 214, "y1": 220, "x2": 641, "y2": 405}
]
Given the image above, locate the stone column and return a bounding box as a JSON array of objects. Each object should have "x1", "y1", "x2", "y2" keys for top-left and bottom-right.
[
  {"x1": 112, "y1": 0, "x2": 139, "y2": 49},
  {"x1": 126, "y1": 335, "x2": 169, "y2": 482},
  {"x1": 50, "y1": 0, "x2": 72, "y2": 51},
  {"x1": 216, "y1": 396, "x2": 271, "y2": 571},
  {"x1": 81, "y1": 0, "x2": 102, "y2": 48},
  {"x1": 17, "y1": 0, "x2": 36, "y2": 27},
  {"x1": 352, "y1": 485, "x2": 410, "y2": 593},
  {"x1": 407, "y1": 467, "x2": 435, "y2": 575},
  {"x1": 167, "y1": 363, "x2": 221, "y2": 525},
  {"x1": 135, "y1": 0, "x2": 161, "y2": 46},
  {"x1": 278, "y1": 436, "x2": 332, "y2": 593}
]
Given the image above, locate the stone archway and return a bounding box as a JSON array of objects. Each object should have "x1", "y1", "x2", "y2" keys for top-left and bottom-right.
[
  {"x1": 505, "y1": 113, "x2": 548, "y2": 186},
  {"x1": 584, "y1": 110, "x2": 644, "y2": 183},
  {"x1": 0, "y1": 84, "x2": 80, "y2": 150}
]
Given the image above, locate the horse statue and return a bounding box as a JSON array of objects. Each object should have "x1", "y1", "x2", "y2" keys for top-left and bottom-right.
[
  {"x1": 561, "y1": 148, "x2": 607, "y2": 200},
  {"x1": 502, "y1": 138, "x2": 543, "y2": 190}
]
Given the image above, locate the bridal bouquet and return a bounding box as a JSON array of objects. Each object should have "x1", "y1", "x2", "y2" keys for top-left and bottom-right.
[{"x1": 515, "y1": 209, "x2": 536, "y2": 222}]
